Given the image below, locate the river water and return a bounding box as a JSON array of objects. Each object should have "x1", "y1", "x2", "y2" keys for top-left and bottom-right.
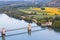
[{"x1": 0, "y1": 14, "x2": 60, "y2": 40}]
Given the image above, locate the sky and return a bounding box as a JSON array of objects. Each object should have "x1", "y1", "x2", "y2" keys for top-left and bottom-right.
[
  {"x1": 0, "y1": 0, "x2": 29, "y2": 1},
  {"x1": 0, "y1": 0, "x2": 52, "y2": 1},
  {"x1": 0, "y1": 0, "x2": 22, "y2": 1},
  {"x1": 0, "y1": 0, "x2": 51, "y2": 1}
]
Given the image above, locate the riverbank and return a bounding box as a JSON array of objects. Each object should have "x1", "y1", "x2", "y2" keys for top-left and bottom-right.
[
  {"x1": 0, "y1": 7, "x2": 60, "y2": 28},
  {"x1": 4, "y1": 11, "x2": 60, "y2": 28}
]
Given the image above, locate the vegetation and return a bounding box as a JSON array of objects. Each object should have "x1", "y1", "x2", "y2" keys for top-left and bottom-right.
[
  {"x1": 52, "y1": 21, "x2": 60, "y2": 28},
  {"x1": 0, "y1": 6, "x2": 60, "y2": 28}
]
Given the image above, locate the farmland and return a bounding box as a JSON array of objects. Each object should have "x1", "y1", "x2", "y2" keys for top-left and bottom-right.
[{"x1": 18, "y1": 7, "x2": 60, "y2": 19}]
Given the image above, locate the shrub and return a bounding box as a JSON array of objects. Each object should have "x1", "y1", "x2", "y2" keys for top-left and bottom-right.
[
  {"x1": 40, "y1": 20, "x2": 46, "y2": 24},
  {"x1": 54, "y1": 16, "x2": 60, "y2": 21},
  {"x1": 52, "y1": 21, "x2": 60, "y2": 28}
]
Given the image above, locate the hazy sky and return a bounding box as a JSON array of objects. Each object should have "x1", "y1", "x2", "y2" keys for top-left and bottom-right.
[
  {"x1": 0, "y1": 0, "x2": 51, "y2": 1},
  {"x1": 0, "y1": 0, "x2": 25, "y2": 1},
  {"x1": 0, "y1": 0, "x2": 48, "y2": 1},
  {"x1": 0, "y1": 0, "x2": 52, "y2": 2},
  {"x1": 0, "y1": 0, "x2": 17, "y2": 1}
]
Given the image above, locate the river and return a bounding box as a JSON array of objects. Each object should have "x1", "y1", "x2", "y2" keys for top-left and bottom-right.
[{"x1": 0, "y1": 14, "x2": 60, "y2": 40}]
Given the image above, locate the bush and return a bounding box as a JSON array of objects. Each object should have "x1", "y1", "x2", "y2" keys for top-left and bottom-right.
[
  {"x1": 40, "y1": 20, "x2": 46, "y2": 24},
  {"x1": 54, "y1": 16, "x2": 60, "y2": 21},
  {"x1": 52, "y1": 21, "x2": 60, "y2": 28}
]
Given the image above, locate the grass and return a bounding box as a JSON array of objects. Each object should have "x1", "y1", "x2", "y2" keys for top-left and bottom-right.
[
  {"x1": 29, "y1": 15, "x2": 56, "y2": 19},
  {"x1": 17, "y1": 7, "x2": 60, "y2": 19}
]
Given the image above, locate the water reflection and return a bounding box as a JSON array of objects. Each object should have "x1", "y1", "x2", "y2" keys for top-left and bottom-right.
[
  {"x1": 28, "y1": 30, "x2": 31, "y2": 36},
  {"x1": 53, "y1": 28, "x2": 60, "y2": 33},
  {"x1": 2, "y1": 34, "x2": 5, "y2": 40},
  {"x1": 24, "y1": 19, "x2": 32, "y2": 23},
  {"x1": 0, "y1": 28, "x2": 48, "y2": 38}
]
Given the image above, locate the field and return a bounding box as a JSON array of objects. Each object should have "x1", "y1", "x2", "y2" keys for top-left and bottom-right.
[{"x1": 18, "y1": 7, "x2": 60, "y2": 19}]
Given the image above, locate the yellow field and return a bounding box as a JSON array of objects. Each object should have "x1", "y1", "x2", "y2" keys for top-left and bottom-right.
[
  {"x1": 33, "y1": 8, "x2": 41, "y2": 10},
  {"x1": 33, "y1": 7, "x2": 60, "y2": 15}
]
